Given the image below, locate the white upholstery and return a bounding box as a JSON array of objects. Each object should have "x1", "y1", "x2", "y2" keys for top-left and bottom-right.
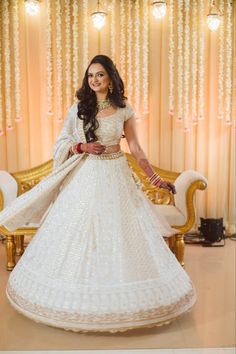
[
  {"x1": 0, "y1": 171, "x2": 18, "y2": 208},
  {"x1": 0, "y1": 171, "x2": 40, "y2": 229},
  {"x1": 173, "y1": 170, "x2": 208, "y2": 219},
  {"x1": 155, "y1": 204, "x2": 186, "y2": 226}
]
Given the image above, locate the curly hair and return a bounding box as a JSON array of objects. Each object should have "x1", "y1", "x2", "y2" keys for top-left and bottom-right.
[{"x1": 76, "y1": 55, "x2": 127, "y2": 142}]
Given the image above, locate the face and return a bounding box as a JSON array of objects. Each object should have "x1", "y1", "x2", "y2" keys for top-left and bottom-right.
[{"x1": 87, "y1": 63, "x2": 111, "y2": 96}]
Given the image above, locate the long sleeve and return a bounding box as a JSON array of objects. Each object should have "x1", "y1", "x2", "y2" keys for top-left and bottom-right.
[{"x1": 53, "y1": 103, "x2": 80, "y2": 169}]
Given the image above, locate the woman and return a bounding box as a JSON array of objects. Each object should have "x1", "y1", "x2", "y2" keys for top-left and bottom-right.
[{"x1": 0, "y1": 55, "x2": 196, "y2": 333}]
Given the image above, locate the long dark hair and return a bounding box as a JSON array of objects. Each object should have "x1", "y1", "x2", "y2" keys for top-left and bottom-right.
[{"x1": 76, "y1": 55, "x2": 127, "y2": 142}]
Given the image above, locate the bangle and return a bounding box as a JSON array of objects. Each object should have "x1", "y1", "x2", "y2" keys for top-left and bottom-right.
[
  {"x1": 149, "y1": 172, "x2": 161, "y2": 185},
  {"x1": 70, "y1": 143, "x2": 83, "y2": 155},
  {"x1": 75, "y1": 142, "x2": 83, "y2": 153}
]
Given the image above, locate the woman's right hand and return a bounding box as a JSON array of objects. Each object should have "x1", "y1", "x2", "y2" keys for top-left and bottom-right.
[{"x1": 81, "y1": 142, "x2": 106, "y2": 155}]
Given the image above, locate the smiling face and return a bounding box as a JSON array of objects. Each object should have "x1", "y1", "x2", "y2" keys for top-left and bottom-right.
[{"x1": 87, "y1": 63, "x2": 111, "y2": 99}]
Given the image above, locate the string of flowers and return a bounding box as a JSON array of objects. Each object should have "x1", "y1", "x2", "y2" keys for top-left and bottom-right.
[
  {"x1": 110, "y1": 0, "x2": 116, "y2": 62},
  {"x1": 45, "y1": 0, "x2": 53, "y2": 116},
  {"x1": 3, "y1": 0, "x2": 12, "y2": 131},
  {"x1": 168, "y1": 0, "x2": 174, "y2": 117},
  {"x1": 0, "y1": 10, "x2": 3, "y2": 136},
  {"x1": 82, "y1": 0, "x2": 88, "y2": 73},
  {"x1": 218, "y1": 0, "x2": 224, "y2": 120},
  {"x1": 119, "y1": 0, "x2": 126, "y2": 82},
  {"x1": 183, "y1": 0, "x2": 190, "y2": 132},
  {"x1": 198, "y1": 0, "x2": 205, "y2": 120},
  {"x1": 225, "y1": 0, "x2": 232, "y2": 125},
  {"x1": 142, "y1": 0, "x2": 149, "y2": 114},
  {"x1": 12, "y1": 0, "x2": 21, "y2": 122},
  {"x1": 177, "y1": 0, "x2": 183, "y2": 122},
  {"x1": 191, "y1": 0, "x2": 198, "y2": 125},
  {"x1": 127, "y1": 0, "x2": 133, "y2": 101},
  {"x1": 134, "y1": 0, "x2": 140, "y2": 114},
  {"x1": 55, "y1": 0, "x2": 63, "y2": 121},
  {"x1": 72, "y1": 0, "x2": 79, "y2": 96},
  {"x1": 65, "y1": 0, "x2": 72, "y2": 110}
]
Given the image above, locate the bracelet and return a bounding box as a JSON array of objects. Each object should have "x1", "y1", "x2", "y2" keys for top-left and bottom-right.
[
  {"x1": 70, "y1": 143, "x2": 83, "y2": 155},
  {"x1": 149, "y1": 172, "x2": 161, "y2": 185},
  {"x1": 76, "y1": 142, "x2": 83, "y2": 153}
]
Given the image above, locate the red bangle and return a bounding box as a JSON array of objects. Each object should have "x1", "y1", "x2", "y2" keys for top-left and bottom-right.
[{"x1": 75, "y1": 142, "x2": 83, "y2": 153}]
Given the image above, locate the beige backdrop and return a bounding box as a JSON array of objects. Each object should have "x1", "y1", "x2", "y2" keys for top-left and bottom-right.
[{"x1": 0, "y1": 0, "x2": 235, "y2": 233}]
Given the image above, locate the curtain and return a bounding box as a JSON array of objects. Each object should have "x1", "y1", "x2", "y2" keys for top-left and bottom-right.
[{"x1": 0, "y1": 0, "x2": 235, "y2": 232}]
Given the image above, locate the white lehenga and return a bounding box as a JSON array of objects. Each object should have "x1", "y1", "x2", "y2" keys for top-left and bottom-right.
[{"x1": 1, "y1": 103, "x2": 196, "y2": 332}]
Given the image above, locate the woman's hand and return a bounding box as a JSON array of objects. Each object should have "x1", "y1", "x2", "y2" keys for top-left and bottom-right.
[
  {"x1": 81, "y1": 142, "x2": 106, "y2": 155},
  {"x1": 153, "y1": 179, "x2": 176, "y2": 194}
]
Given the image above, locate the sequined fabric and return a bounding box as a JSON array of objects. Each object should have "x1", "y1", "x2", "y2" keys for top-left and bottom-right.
[{"x1": 5, "y1": 104, "x2": 196, "y2": 332}]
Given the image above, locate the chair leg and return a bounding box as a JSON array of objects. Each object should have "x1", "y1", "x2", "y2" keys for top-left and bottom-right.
[
  {"x1": 168, "y1": 235, "x2": 176, "y2": 253},
  {"x1": 6, "y1": 234, "x2": 16, "y2": 271},
  {"x1": 16, "y1": 235, "x2": 25, "y2": 256},
  {"x1": 175, "y1": 233, "x2": 185, "y2": 267}
]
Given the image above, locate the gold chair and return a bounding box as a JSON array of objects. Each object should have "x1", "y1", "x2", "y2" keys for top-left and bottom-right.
[{"x1": 0, "y1": 154, "x2": 207, "y2": 270}]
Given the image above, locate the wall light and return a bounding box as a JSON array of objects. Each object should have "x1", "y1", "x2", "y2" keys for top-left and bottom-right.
[
  {"x1": 207, "y1": 0, "x2": 222, "y2": 31},
  {"x1": 25, "y1": 0, "x2": 40, "y2": 16},
  {"x1": 152, "y1": 1, "x2": 167, "y2": 19},
  {"x1": 91, "y1": 0, "x2": 107, "y2": 30}
]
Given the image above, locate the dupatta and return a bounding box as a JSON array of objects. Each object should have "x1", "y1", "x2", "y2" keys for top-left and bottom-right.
[{"x1": 0, "y1": 104, "x2": 87, "y2": 232}]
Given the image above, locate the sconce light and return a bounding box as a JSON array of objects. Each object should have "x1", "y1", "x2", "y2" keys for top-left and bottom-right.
[
  {"x1": 152, "y1": 1, "x2": 167, "y2": 19},
  {"x1": 24, "y1": 0, "x2": 40, "y2": 16},
  {"x1": 91, "y1": 0, "x2": 107, "y2": 30},
  {"x1": 207, "y1": 0, "x2": 222, "y2": 31}
]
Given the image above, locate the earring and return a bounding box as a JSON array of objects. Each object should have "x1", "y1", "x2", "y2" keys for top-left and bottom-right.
[{"x1": 108, "y1": 83, "x2": 113, "y2": 94}]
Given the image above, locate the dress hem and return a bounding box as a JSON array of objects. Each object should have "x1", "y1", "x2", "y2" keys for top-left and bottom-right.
[{"x1": 6, "y1": 287, "x2": 196, "y2": 333}]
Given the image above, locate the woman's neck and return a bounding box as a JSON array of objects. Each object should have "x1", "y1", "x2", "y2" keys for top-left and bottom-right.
[{"x1": 96, "y1": 93, "x2": 107, "y2": 101}]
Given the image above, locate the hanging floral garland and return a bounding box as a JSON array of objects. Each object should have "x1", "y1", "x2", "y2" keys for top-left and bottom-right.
[
  {"x1": 134, "y1": 0, "x2": 140, "y2": 114},
  {"x1": 127, "y1": 0, "x2": 133, "y2": 101},
  {"x1": 218, "y1": 0, "x2": 224, "y2": 120},
  {"x1": 72, "y1": 0, "x2": 79, "y2": 95},
  {"x1": 82, "y1": 0, "x2": 88, "y2": 73},
  {"x1": 198, "y1": 0, "x2": 205, "y2": 120},
  {"x1": 191, "y1": 0, "x2": 198, "y2": 126},
  {"x1": 12, "y1": 0, "x2": 21, "y2": 122},
  {"x1": 65, "y1": 0, "x2": 72, "y2": 110},
  {"x1": 119, "y1": 0, "x2": 126, "y2": 82},
  {"x1": 110, "y1": 0, "x2": 116, "y2": 62},
  {"x1": 177, "y1": 0, "x2": 183, "y2": 122},
  {"x1": 168, "y1": 0, "x2": 174, "y2": 117},
  {"x1": 142, "y1": 0, "x2": 149, "y2": 114},
  {"x1": 0, "y1": 10, "x2": 3, "y2": 136},
  {"x1": 45, "y1": 0, "x2": 53, "y2": 116},
  {"x1": 183, "y1": 0, "x2": 190, "y2": 132},
  {"x1": 55, "y1": 0, "x2": 63, "y2": 121},
  {"x1": 225, "y1": 0, "x2": 232, "y2": 125},
  {"x1": 3, "y1": 0, "x2": 12, "y2": 131}
]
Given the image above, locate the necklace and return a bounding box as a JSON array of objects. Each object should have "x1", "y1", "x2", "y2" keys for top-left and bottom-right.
[{"x1": 97, "y1": 99, "x2": 112, "y2": 112}]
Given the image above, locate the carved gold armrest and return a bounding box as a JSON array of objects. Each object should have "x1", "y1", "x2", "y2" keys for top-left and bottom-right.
[
  {"x1": 172, "y1": 179, "x2": 207, "y2": 234},
  {"x1": 11, "y1": 159, "x2": 53, "y2": 196}
]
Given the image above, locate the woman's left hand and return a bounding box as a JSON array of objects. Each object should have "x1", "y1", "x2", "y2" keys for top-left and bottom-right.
[{"x1": 156, "y1": 180, "x2": 176, "y2": 194}]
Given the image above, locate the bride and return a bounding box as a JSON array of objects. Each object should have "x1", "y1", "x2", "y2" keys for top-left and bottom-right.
[{"x1": 0, "y1": 55, "x2": 196, "y2": 333}]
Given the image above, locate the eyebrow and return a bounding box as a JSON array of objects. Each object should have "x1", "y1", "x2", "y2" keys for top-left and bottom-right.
[{"x1": 87, "y1": 70, "x2": 105, "y2": 75}]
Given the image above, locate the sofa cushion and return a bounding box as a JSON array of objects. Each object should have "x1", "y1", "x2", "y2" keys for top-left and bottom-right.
[{"x1": 154, "y1": 204, "x2": 186, "y2": 226}]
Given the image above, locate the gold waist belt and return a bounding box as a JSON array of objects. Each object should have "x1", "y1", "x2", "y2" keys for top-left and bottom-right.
[{"x1": 86, "y1": 151, "x2": 124, "y2": 160}]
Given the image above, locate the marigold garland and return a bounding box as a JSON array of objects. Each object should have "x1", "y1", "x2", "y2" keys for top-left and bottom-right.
[
  {"x1": 45, "y1": 0, "x2": 53, "y2": 115},
  {"x1": 3, "y1": 0, "x2": 12, "y2": 131},
  {"x1": 142, "y1": 0, "x2": 149, "y2": 114},
  {"x1": 64, "y1": 0, "x2": 72, "y2": 109},
  {"x1": 55, "y1": 0, "x2": 63, "y2": 121}
]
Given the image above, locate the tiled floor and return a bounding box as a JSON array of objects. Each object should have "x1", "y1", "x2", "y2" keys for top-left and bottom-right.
[{"x1": 0, "y1": 239, "x2": 235, "y2": 351}]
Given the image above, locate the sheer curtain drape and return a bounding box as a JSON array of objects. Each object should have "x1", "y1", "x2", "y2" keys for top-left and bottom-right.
[{"x1": 0, "y1": 0, "x2": 235, "y2": 232}]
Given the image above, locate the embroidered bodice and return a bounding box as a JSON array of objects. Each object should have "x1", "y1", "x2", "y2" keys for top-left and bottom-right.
[
  {"x1": 53, "y1": 102, "x2": 134, "y2": 168},
  {"x1": 95, "y1": 106, "x2": 133, "y2": 146}
]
